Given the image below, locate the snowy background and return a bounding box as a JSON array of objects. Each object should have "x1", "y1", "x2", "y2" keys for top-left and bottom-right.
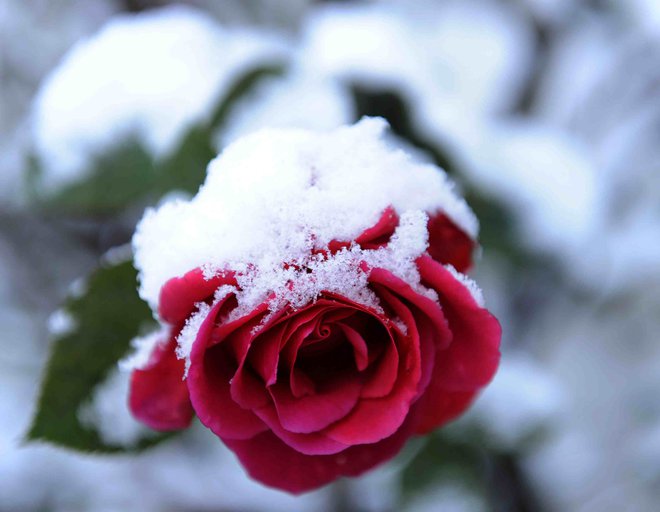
[{"x1": 1, "y1": 0, "x2": 660, "y2": 511}]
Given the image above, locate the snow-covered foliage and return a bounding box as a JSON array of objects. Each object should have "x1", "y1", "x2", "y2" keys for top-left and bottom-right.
[
  {"x1": 3, "y1": 0, "x2": 660, "y2": 510},
  {"x1": 300, "y1": 0, "x2": 532, "y2": 116},
  {"x1": 31, "y1": 5, "x2": 290, "y2": 194},
  {"x1": 218, "y1": 73, "x2": 353, "y2": 146}
]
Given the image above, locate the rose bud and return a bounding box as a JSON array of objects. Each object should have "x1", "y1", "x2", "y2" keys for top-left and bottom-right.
[{"x1": 126, "y1": 118, "x2": 501, "y2": 493}]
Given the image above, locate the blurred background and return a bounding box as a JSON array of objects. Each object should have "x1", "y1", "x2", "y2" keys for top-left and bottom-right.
[{"x1": 1, "y1": 0, "x2": 660, "y2": 511}]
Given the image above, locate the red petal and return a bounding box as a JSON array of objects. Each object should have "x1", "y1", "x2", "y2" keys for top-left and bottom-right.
[
  {"x1": 338, "y1": 323, "x2": 369, "y2": 371},
  {"x1": 355, "y1": 206, "x2": 399, "y2": 249},
  {"x1": 359, "y1": 331, "x2": 399, "y2": 398},
  {"x1": 322, "y1": 327, "x2": 419, "y2": 445},
  {"x1": 368, "y1": 268, "x2": 452, "y2": 351},
  {"x1": 246, "y1": 322, "x2": 287, "y2": 386},
  {"x1": 223, "y1": 416, "x2": 415, "y2": 494},
  {"x1": 129, "y1": 335, "x2": 193, "y2": 431},
  {"x1": 373, "y1": 284, "x2": 436, "y2": 398},
  {"x1": 327, "y1": 207, "x2": 399, "y2": 253},
  {"x1": 413, "y1": 255, "x2": 501, "y2": 433},
  {"x1": 252, "y1": 405, "x2": 348, "y2": 455},
  {"x1": 159, "y1": 268, "x2": 236, "y2": 324},
  {"x1": 427, "y1": 213, "x2": 475, "y2": 273},
  {"x1": 187, "y1": 298, "x2": 268, "y2": 440},
  {"x1": 269, "y1": 370, "x2": 362, "y2": 434},
  {"x1": 412, "y1": 390, "x2": 479, "y2": 435}
]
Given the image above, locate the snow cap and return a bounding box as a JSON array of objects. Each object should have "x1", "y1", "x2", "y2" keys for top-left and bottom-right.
[{"x1": 134, "y1": 118, "x2": 478, "y2": 317}]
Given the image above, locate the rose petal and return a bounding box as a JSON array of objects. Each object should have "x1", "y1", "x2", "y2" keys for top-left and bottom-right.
[
  {"x1": 187, "y1": 298, "x2": 267, "y2": 440},
  {"x1": 337, "y1": 323, "x2": 369, "y2": 371},
  {"x1": 224, "y1": 415, "x2": 415, "y2": 494},
  {"x1": 281, "y1": 315, "x2": 320, "y2": 397},
  {"x1": 413, "y1": 255, "x2": 501, "y2": 433},
  {"x1": 369, "y1": 268, "x2": 452, "y2": 351},
  {"x1": 359, "y1": 332, "x2": 399, "y2": 398},
  {"x1": 323, "y1": 326, "x2": 420, "y2": 445},
  {"x1": 269, "y1": 370, "x2": 362, "y2": 434},
  {"x1": 412, "y1": 390, "x2": 478, "y2": 435},
  {"x1": 327, "y1": 206, "x2": 399, "y2": 253},
  {"x1": 427, "y1": 213, "x2": 475, "y2": 273},
  {"x1": 355, "y1": 206, "x2": 399, "y2": 249},
  {"x1": 253, "y1": 405, "x2": 348, "y2": 455},
  {"x1": 373, "y1": 284, "x2": 436, "y2": 397},
  {"x1": 417, "y1": 256, "x2": 501, "y2": 389},
  {"x1": 129, "y1": 336, "x2": 193, "y2": 431},
  {"x1": 159, "y1": 268, "x2": 236, "y2": 325},
  {"x1": 290, "y1": 367, "x2": 316, "y2": 398},
  {"x1": 247, "y1": 322, "x2": 287, "y2": 386}
]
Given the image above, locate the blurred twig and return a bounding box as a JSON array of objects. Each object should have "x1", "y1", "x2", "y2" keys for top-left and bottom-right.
[{"x1": 121, "y1": 0, "x2": 168, "y2": 13}]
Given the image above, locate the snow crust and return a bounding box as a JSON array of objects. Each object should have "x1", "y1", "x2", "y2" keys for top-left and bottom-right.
[
  {"x1": 134, "y1": 118, "x2": 478, "y2": 320},
  {"x1": 31, "y1": 5, "x2": 290, "y2": 194}
]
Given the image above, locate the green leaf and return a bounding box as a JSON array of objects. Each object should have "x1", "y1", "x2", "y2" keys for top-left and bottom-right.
[
  {"x1": 349, "y1": 85, "x2": 458, "y2": 174},
  {"x1": 153, "y1": 64, "x2": 286, "y2": 197},
  {"x1": 401, "y1": 431, "x2": 485, "y2": 500},
  {"x1": 26, "y1": 257, "x2": 173, "y2": 453},
  {"x1": 29, "y1": 64, "x2": 287, "y2": 214},
  {"x1": 32, "y1": 140, "x2": 157, "y2": 215}
]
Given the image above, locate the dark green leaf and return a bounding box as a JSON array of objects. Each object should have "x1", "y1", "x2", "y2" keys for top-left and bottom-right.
[
  {"x1": 26, "y1": 258, "x2": 173, "y2": 453},
  {"x1": 349, "y1": 85, "x2": 458, "y2": 174},
  {"x1": 209, "y1": 64, "x2": 285, "y2": 132},
  {"x1": 32, "y1": 140, "x2": 156, "y2": 215},
  {"x1": 401, "y1": 431, "x2": 486, "y2": 500},
  {"x1": 154, "y1": 125, "x2": 215, "y2": 197},
  {"x1": 152, "y1": 64, "x2": 286, "y2": 197}
]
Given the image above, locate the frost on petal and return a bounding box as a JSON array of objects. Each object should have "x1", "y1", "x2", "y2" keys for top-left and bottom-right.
[
  {"x1": 128, "y1": 336, "x2": 194, "y2": 432},
  {"x1": 176, "y1": 285, "x2": 235, "y2": 376}
]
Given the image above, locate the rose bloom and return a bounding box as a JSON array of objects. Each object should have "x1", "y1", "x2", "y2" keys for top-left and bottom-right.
[{"x1": 129, "y1": 208, "x2": 501, "y2": 493}]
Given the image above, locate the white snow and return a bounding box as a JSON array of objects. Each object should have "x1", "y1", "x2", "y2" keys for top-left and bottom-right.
[
  {"x1": 444, "y1": 265, "x2": 485, "y2": 308},
  {"x1": 134, "y1": 118, "x2": 479, "y2": 319},
  {"x1": 119, "y1": 328, "x2": 169, "y2": 372},
  {"x1": 47, "y1": 309, "x2": 77, "y2": 337},
  {"x1": 474, "y1": 120, "x2": 597, "y2": 251},
  {"x1": 217, "y1": 73, "x2": 353, "y2": 147},
  {"x1": 31, "y1": 5, "x2": 291, "y2": 194},
  {"x1": 78, "y1": 367, "x2": 153, "y2": 447},
  {"x1": 300, "y1": 0, "x2": 532, "y2": 116},
  {"x1": 627, "y1": 0, "x2": 660, "y2": 34},
  {"x1": 434, "y1": 117, "x2": 599, "y2": 258},
  {"x1": 175, "y1": 285, "x2": 235, "y2": 375}
]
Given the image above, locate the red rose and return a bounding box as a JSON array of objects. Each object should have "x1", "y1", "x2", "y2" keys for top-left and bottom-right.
[{"x1": 129, "y1": 210, "x2": 501, "y2": 493}]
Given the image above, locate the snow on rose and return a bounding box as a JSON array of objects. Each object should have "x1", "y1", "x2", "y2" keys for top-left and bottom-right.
[{"x1": 125, "y1": 118, "x2": 501, "y2": 493}]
